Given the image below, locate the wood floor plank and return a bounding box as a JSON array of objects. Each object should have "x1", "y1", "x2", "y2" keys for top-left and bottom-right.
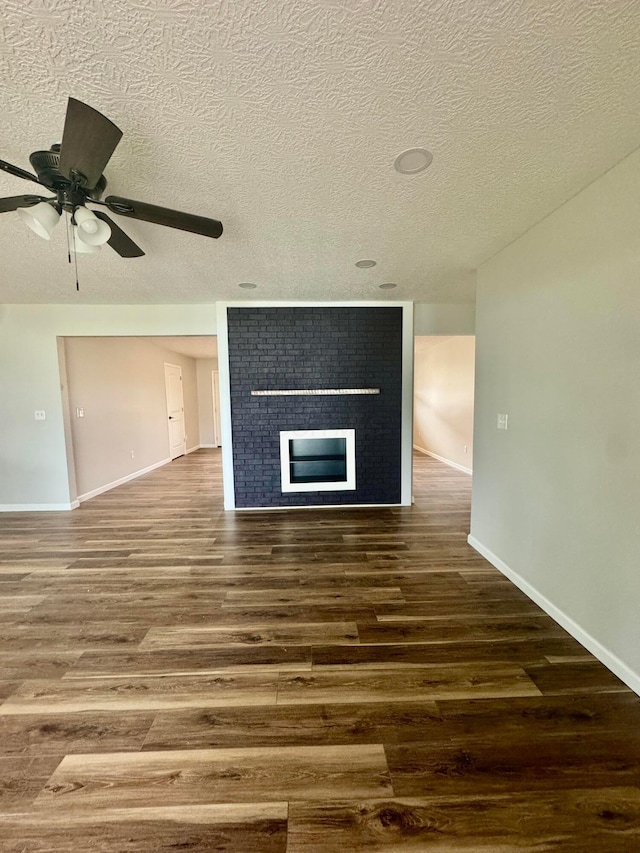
[
  {"x1": 286, "y1": 788, "x2": 640, "y2": 851},
  {"x1": 0, "y1": 622, "x2": 148, "y2": 651},
  {"x1": 143, "y1": 690, "x2": 640, "y2": 752},
  {"x1": 1, "y1": 651, "x2": 82, "y2": 680},
  {"x1": 433, "y1": 690, "x2": 640, "y2": 736},
  {"x1": 277, "y1": 664, "x2": 541, "y2": 705},
  {"x1": 143, "y1": 701, "x2": 441, "y2": 751},
  {"x1": 525, "y1": 659, "x2": 631, "y2": 695},
  {"x1": 36, "y1": 744, "x2": 393, "y2": 808},
  {"x1": 64, "y1": 645, "x2": 312, "y2": 678},
  {"x1": 0, "y1": 673, "x2": 279, "y2": 714},
  {"x1": 0, "y1": 681, "x2": 20, "y2": 703},
  {"x1": 0, "y1": 803, "x2": 288, "y2": 853},
  {"x1": 68, "y1": 556, "x2": 227, "y2": 568},
  {"x1": 356, "y1": 615, "x2": 566, "y2": 645},
  {"x1": 0, "y1": 594, "x2": 45, "y2": 611},
  {"x1": 311, "y1": 636, "x2": 586, "y2": 669},
  {"x1": 0, "y1": 756, "x2": 64, "y2": 813},
  {"x1": 0, "y1": 710, "x2": 154, "y2": 754},
  {"x1": 385, "y1": 730, "x2": 640, "y2": 795},
  {"x1": 223, "y1": 587, "x2": 406, "y2": 606},
  {"x1": 144, "y1": 604, "x2": 377, "y2": 625},
  {"x1": 139, "y1": 621, "x2": 360, "y2": 649},
  {"x1": 374, "y1": 598, "x2": 541, "y2": 620}
]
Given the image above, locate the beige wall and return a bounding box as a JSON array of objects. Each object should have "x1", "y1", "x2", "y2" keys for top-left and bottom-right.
[
  {"x1": 471, "y1": 145, "x2": 640, "y2": 693},
  {"x1": 0, "y1": 304, "x2": 216, "y2": 508},
  {"x1": 64, "y1": 337, "x2": 200, "y2": 499},
  {"x1": 413, "y1": 336, "x2": 475, "y2": 471},
  {"x1": 196, "y1": 358, "x2": 219, "y2": 446}
]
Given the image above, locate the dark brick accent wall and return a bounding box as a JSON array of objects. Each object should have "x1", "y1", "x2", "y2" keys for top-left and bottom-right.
[{"x1": 227, "y1": 307, "x2": 403, "y2": 508}]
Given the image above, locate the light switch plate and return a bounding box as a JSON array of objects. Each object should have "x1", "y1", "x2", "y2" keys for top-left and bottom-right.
[
  {"x1": 497, "y1": 413, "x2": 508, "y2": 430},
  {"x1": 34, "y1": 410, "x2": 46, "y2": 420}
]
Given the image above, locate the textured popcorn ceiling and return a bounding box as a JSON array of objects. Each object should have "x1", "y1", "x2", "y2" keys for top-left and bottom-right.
[{"x1": 1, "y1": 0, "x2": 640, "y2": 304}]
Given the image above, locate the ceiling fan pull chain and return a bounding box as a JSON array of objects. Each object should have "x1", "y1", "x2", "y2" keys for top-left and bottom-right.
[
  {"x1": 65, "y1": 210, "x2": 72, "y2": 265},
  {"x1": 73, "y1": 222, "x2": 80, "y2": 291}
]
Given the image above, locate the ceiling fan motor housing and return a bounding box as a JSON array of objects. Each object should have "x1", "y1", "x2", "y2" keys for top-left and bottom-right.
[{"x1": 29, "y1": 149, "x2": 107, "y2": 199}]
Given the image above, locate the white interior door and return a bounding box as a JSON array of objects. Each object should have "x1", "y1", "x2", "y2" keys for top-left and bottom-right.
[
  {"x1": 164, "y1": 363, "x2": 186, "y2": 459},
  {"x1": 212, "y1": 370, "x2": 222, "y2": 447}
]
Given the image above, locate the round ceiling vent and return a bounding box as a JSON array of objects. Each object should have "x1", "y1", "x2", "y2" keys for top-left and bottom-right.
[
  {"x1": 238, "y1": 282, "x2": 257, "y2": 289},
  {"x1": 355, "y1": 259, "x2": 377, "y2": 268},
  {"x1": 394, "y1": 148, "x2": 433, "y2": 175},
  {"x1": 379, "y1": 282, "x2": 397, "y2": 290}
]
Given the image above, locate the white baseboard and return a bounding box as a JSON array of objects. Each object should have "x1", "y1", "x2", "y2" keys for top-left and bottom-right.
[
  {"x1": 77, "y1": 458, "x2": 172, "y2": 503},
  {"x1": 198, "y1": 444, "x2": 218, "y2": 449},
  {"x1": 186, "y1": 445, "x2": 200, "y2": 454},
  {"x1": 414, "y1": 444, "x2": 472, "y2": 475},
  {"x1": 0, "y1": 502, "x2": 79, "y2": 512},
  {"x1": 468, "y1": 534, "x2": 640, "y2": 698}
]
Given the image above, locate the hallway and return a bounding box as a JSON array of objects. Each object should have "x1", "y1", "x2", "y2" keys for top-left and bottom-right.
[{"x1": 0, "y1": 450, "x2": 638, "y2": 850}]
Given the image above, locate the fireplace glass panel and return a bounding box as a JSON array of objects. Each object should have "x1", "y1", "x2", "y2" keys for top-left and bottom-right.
[
  {"x1": 289, "y1": 437, "x2": 347, "y2": 484},
  {"x1": 280, "y1": 429, "x2": 356, "y2": 493}
]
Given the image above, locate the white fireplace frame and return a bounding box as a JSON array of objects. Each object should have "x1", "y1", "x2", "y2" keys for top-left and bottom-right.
[{"x1": 280, "y1": 428, "x2": 356, "y2": 493}]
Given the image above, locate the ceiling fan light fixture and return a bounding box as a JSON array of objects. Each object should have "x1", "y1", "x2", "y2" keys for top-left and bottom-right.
[
  {"x1": 17, "y1": 201, "x2": 60, "y2": 240},
  {"x1": 72, "y1": 227, "x2": 101, "y2": 254},
  {"x1": 74, "y1": 205, "x2": 111, "y2": 245}
]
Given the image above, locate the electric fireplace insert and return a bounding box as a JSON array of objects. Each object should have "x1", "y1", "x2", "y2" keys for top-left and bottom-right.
[{"x1": 280, "y1": 429, "x2": 356, "y2": 493}]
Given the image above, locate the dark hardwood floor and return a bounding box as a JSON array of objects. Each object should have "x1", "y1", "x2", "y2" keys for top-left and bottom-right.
[{"x1": 0, "y1": 450, "x2": 639, "y2": 851}]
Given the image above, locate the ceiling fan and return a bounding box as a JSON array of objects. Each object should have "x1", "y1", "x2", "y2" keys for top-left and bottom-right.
[{"x1": 0, "y1": 97, "x2": 223, "y2": 258}]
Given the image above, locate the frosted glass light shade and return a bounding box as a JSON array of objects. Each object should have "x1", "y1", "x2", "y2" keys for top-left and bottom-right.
[
  {"x1": 72, "y1": 227, "x2": 101, "y2": 253},
  {"x1": 18, "y1": 202, "x2": 60, "y2": 240},
  {"x1": 74, "y1": 206, "x2": 111, "y2": 245}
]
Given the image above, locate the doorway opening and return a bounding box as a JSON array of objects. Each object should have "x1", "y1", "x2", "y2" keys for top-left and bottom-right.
[
  {"x1": 59, "y1": 335, "x2": 220, "y2": 504},
  {"x1": 412, "y1": 335, "x2": 475, "y2": 478}
]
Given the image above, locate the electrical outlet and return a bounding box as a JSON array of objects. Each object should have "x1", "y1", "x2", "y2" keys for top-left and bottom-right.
[
  {"x1": 34, "y1": 410, "x2": 46, "y2": 420},
  {"x1": 497, "y1": 413, "x2": 509, "y2": 430}
]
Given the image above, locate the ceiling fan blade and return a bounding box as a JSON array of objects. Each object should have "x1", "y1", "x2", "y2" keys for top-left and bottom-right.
[
  {"x1": 59, "y1": 98, "x2": 123, "y2": 189},
  {"x1": 0, "y1": 158, "x2": 42, "y2": 185},
  {"x1": 0, "y1": 194, "x2": 48, "y2": 213},
  {"x1": 93, "y1": 210, "x2": 145, "y2": 257},
  {"x1": 105, "y1": 195, "x2": 223, "y2": 239}
]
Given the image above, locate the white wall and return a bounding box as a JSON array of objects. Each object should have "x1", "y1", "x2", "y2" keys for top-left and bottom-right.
[
  {"x1": 64, "y1": 337, "x2": 200, "y2": 499},
  {"x1": 471, "y1": 146, "x2": 640, "y2": 693},
  {"x1": 414, "y1": 302, "x2": 475, "y2": 335},
  {"x1": 414, "y1": 336, "x2": 475, "y2": 471},
  {"x1": 196, "y1": 357, "x2": 219, "y2": 446}
]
